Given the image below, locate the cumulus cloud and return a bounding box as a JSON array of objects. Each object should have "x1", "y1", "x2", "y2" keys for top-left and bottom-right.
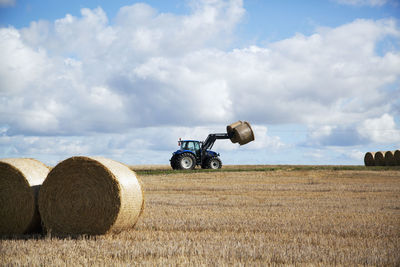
[
  {"x1": 357, "y1": 113, "x2": 400, "y2": 144},
  {"x1": 1, "y1": 0, "x2": 400, "y2": 164}
]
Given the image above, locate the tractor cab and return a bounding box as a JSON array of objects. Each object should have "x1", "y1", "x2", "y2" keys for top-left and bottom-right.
[{"x1": 178, "y1": 140, "x2": 202, "y2": 162}]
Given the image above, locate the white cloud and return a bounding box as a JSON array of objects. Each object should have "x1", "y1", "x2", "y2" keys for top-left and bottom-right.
[
  {"x1": 0, "y1": 0, "x2": 15, "y2": 7},
  {"x1": 335, "y1": 0, "x2": 388, "y2": 6},
  {"x1": 357, "y1": 113, "x2": 400, "y2": 144}
]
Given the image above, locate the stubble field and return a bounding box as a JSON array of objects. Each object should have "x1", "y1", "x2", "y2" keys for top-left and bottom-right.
[{"x1": 1, "y1": 166, "x2": 400, "y2": 266}]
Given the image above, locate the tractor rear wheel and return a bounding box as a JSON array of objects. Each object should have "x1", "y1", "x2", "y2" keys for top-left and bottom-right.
[
  {"x1": 177, "y1": 153, "x2": 196, "y2": 170},
  {"x1": 205, "y1": 157, "x2": 222, "y2": 169}
]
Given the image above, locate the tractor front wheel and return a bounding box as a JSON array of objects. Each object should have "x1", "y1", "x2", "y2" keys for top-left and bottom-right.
[
  {"x1": 205, "y1": 157, "x2": 222, "y2": 169},
  {"x1": 177, "y1": 153, "x2": 196, "y2": 170}
]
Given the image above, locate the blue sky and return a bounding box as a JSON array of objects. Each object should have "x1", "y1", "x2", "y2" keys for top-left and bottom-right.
[{"x1": 1, "y1": 0, "x2": 399, "y2": 166}]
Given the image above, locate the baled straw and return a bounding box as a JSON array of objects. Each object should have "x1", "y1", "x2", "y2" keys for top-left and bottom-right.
[
  {"x1": 374, "y1": 151, "x2": 385, "y2": 166},
  {"x1": 233, "y1": 121, "x2": 255, "y2": 145},
  {"x1": 38, "y1": 156, "x2": 144, "y2": 235},
  {"x1": 227, "y1": 121, "x2": 243, "y2": 143},
  {"x1": 394, "y1": 150, "x2": 400, "y2": 166},
  {"x1": 384, "y1": 151, "x2": 396, "y2": 166},
  {"x1": 364, "y1": 152, "x2": 375, "y2": 166},
  {"x1": 0, "y1": 158, "x2": 49, "y2": 235}
]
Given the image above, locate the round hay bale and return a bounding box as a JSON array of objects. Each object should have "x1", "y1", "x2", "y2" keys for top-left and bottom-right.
[
  {"x1": 227, "y1": 121, "x2": 243, "y2": 143},
  {"x1": 38, "y1": 156, "x2": 144, "y2": 235},
  {"x1": 374, "y1": 151, "x2": 385, "y2": 166},
  {"x1": 394, "y1": 150, "x2": 400, "y2": 166},
  {"x1": 384, "y1": 151, "x2": 396, "y2": 166},
  {"x1": 0, "y1": 158, "x2": 49, "y2": 235},
  {"x1": 233, "y1": 121, "x2": 255, "y2": 145},
  {"x1": 364, "y1": 152, "x2": 375, "y2": 166}
]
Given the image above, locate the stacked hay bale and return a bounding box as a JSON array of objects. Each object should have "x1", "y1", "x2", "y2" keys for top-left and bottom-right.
[
  {"x1": 364, "y1": 150, "x2": 400, "y2": 166},
  {"x1": 0, "y1": 158, "x2": 49, "y2": 235},
  {"x1": 384, "y1": 151, "x2": 396, "y2": 166},
  {"x1": 395, "y1": 150, "x2": 400, "y2": 165},
  {"x1": 374, "y1": 151, "x2": 386, "y2": 166},
  {"x1": 364, "y1": 152, "x2": 375, "y2": 166},
  {"x1": 39, "y1": 156, "x2": 144, "y2": 235}
]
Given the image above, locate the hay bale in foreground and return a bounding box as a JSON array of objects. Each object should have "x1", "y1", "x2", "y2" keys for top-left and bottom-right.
[
  {"x1": 364, "y1": 152, "x2": 375, "y2": 166},
  {"x1": 394, "y1": 150, "x2": 400, "y2": 166},
  {"x1": 0, "y1": 158, "x2": 49, "y2": 235},
  {"x1": 374, "y1": 151, "x2": 385, "y2": 166},
  {"x1": 384, "y1": 151, "x2": 396, "y2": 166},
  {"x1": 38, "y1": 156, "x2": 144, "y2": 235}
]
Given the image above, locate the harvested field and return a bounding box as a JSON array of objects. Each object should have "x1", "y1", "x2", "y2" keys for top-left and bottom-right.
[{"x1": 1, "y1": 166, "x2": 400, "y2": 266}]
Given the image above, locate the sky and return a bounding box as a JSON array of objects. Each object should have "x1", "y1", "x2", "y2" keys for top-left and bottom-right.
[{"x1": 0, "y1": 0, "x2": 399, "y2": 166}]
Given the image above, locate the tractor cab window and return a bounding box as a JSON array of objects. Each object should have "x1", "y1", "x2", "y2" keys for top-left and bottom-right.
[
  {"x1": 181, "y1": 141, "x2": 201, "y2": 153},
  {"x1": 181, "y1": 141, "x2": 195, "y2": 151}
]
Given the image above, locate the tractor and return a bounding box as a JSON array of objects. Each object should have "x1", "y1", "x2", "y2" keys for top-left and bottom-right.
[{"x1": 170, "y1": 121, "x2": 255, "y2": 170}]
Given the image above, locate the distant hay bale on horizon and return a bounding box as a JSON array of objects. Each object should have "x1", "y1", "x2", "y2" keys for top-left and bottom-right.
[
  {"x1": 0, "y1": 158, "x2": 49, "y2": 235},
  {"x1": 374, "y1": 151, "x2": 386, "y2": 166},
  {"x1": 384, "y1": 151, "x2": 396, "y2": 166},
  {"x1": 394, "y1": 150, "x2": 400, "y2": 166},
  {"x1": 364, "y1": 152, "x2": 375, "y2": 166},
  {"x1": 38, "y1": 156, "x2": 144, "y2": 235}
]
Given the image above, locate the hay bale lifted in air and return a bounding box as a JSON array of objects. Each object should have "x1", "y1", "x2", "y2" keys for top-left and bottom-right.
[
  {"x1": 394, "y1": 150, "x2": 400, "y2": 166},
  {"x1": 374, "y1": 151, "x2": 385, "y2": 166},
  {"x1": 38, "y1": 156, "x2": 144, "y2": 235},
  {"x1": 0, "y1": 158, "x2": 49, "y2": 235},
  {"x1": 227, "y1": 121, "x2": 255, "y2": 145},
  {"x1": 364, "y1": 152, "x2": 375, "y2": 166},
  {"x1": 227, "y1": 121, "x2": 243, "y2": 144},
  {"x1": 384, "y1": 151, "x2": 396, "y2": 166}
]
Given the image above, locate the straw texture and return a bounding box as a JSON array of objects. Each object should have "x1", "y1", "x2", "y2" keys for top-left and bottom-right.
[
  {"x1": 374, "y1": 151, "x2": 385, "y2": 166},
  {"x1": 38, "y1": 156, "x2": 144, "y2": 235},
  {"x1": 364, "y1": 152, "x2": 375, "y2": 166},
  {"x1": 0, "y1": 158, "x2": 49, "y2": 235}
]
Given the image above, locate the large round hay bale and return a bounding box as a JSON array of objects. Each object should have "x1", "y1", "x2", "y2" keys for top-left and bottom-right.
[
  {"x1": 384, "y1": 151, "x2": 396, "y2": 166},
  {"x1": 374, "y1": 151, "x2": 385, "y2": 166},
  {"x1": 394, "y1": 150, "x2": 400, "y2": 166},
  {"x1": 38, "y1": 156, "x2": 144, "y2": 235},
  {"x1": 227, "y1": 121, "x2": 243, "y2": 143},
  {"x1": 233, "y1": 121, "x2": 255, "y2": 145},
  {"x1": 364, "y1": 152, "x2": 375, "y2": 166},
  {"x1": 0, "y1": 158, "x2": 49, "y2": 235}
]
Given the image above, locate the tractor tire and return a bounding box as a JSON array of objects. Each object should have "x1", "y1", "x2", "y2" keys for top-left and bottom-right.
[
  {"x1": 176, "y1": 153, "x2": 196, "y2": 170},
  {"x1": 170, "y1": 155, "x2": 179, "y2": 170},
  {"x1": 205, "y1": 156, "x2": 222, "y2": 169}
]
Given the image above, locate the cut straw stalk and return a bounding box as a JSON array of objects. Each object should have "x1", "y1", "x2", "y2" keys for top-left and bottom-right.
[
  {"x1": 0, "y1": 158, "x2": 49, "y2": 235},
  {"x1": 39, "y1": 156, "x2": 144, "y2": 235}
]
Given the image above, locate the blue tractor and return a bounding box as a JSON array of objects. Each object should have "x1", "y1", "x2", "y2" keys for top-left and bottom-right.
[{"x1": 170, "y1": 121, "x2": 255, "y2": 170}]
